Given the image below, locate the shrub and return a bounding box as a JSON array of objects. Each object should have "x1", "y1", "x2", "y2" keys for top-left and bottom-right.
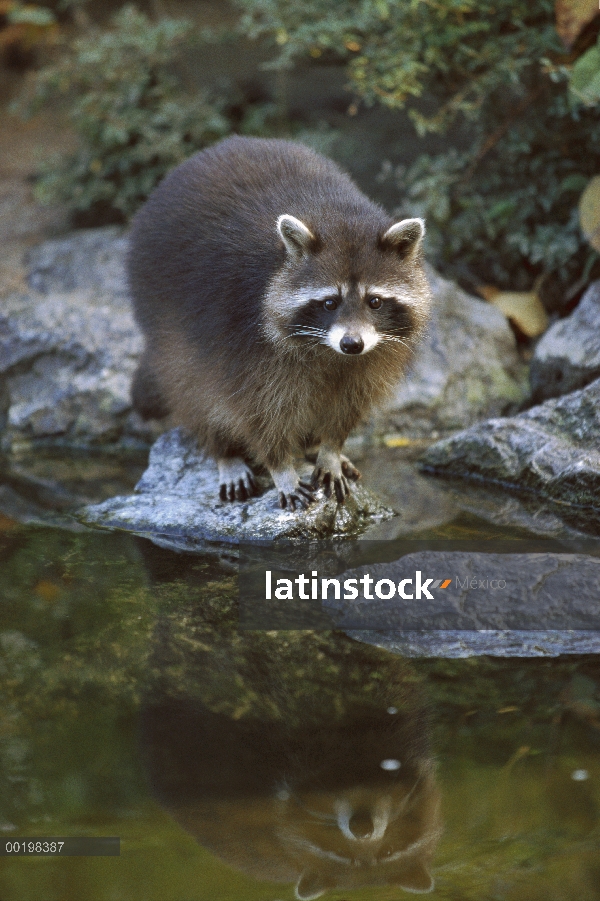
[
  {"x1": 18, "y1": 5, "x2": 230, "y2": 221},
  {"x1": 236, "y1": 0, "x2": 600, "y2": 298}
]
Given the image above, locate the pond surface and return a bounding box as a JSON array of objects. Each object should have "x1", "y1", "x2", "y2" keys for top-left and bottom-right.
[{"x1": 1, "y1": 451, "x2": 600, "y2": 900}]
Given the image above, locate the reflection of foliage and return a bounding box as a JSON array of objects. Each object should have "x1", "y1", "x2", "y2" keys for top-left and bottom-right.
[
  {"x1": 0, "y1": 526, "x2": 154, "y2": 826},
  {"x1": 17, "y1": 5, "x2": 230, "y2": 220},
  {"x1": 236, "y1": 0, "x2": 600, "y2": 295},
  {"x1": 150, "y1": 590, "x2": 425, "y2": 732}
]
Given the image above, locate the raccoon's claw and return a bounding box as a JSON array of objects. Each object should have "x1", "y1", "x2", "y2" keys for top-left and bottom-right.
[
  {"x1": 341, "y1": 458, "x2": 361, "y2": 482},
  {"x1": 218, "y1": 458, "x2": 259, "y2": 503},
  {"x1": 310, "y1": 448, "x2": 360, "y2": 505},
  {"x1": 220, "y1": 474, "x2": 258, "y2": 502},
  {"x1": 310, "y1": 467, "x2": 351, "y2": 504},
  {"x1": 278, "y1": 482, "x2": 315, "y2": 511}
]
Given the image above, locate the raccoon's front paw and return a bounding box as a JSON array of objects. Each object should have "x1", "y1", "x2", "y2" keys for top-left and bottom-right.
[
  {"x1": 218, "y1": 457, "x2": 259, "y2": 502},
  {"x1": 310, "y1": 449, "x2": 361, "y2": 504},
  {"x1": 271, "y1": 466, "x2": 315, "y2": 511}
]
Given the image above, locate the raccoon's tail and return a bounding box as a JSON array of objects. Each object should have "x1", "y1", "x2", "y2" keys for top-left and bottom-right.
[{"x1": 131, "y1": 352, "x2": 170, "y2": 420}]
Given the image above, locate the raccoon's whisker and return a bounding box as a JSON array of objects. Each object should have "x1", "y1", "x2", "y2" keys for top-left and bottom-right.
[
  {"x1": 290, "y1": 325, "x2": 328, "y2": 332},
  {"x1": 379, "y1": 334, "x2": 412, "y2": 349},
  {"x1": 289, "y1": 329, "x2": 328, "y2": 338},
  {"x1": 297, "y1": 332, "x2": 327, "y2": 338}
]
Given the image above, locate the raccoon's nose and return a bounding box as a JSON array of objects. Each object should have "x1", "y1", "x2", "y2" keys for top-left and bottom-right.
[
  {"x1": 340, "y1": 335, "x2": 364, "y2": 355},
  {"x1": 348, "y1": 810, "x2": 374, "y2": 840}
]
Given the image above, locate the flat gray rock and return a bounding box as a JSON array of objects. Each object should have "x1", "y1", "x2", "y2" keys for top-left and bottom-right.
[
  {"x1": 530, "y1": 280, "x2": 600, "y2": 402},
  {"x1": 80, "y1": 429, "x2": 395, "y2": 548},
  {"x1": 420, "y1": 377, "x2": 600, "y2": 510},
  {"x1": 375, "y1": 266, "x2": 528, "y2": 436},
  {"x1": 327, "y1": 551, "x2": 600, "y2": 631},
  {"x1": 338, "y1": 549, "x2": 600, "y2": 657}
]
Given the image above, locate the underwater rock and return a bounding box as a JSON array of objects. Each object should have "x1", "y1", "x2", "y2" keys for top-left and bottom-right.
[
  {"x1": 375, "y1": 266, "x2": 528, "y2": 436},
  {"x1": 420, "y1": 377, "x2": 600, "y2": 511},
  {"x1": 0, "y1": 483, "x2": 84, "y2": 531},
  {"x1": 424, "y1": 476, "x2": 600, "y2": 539},
  {"x1": 530, "y1": 280, "x2": 600, "y2": 403},
  {"x1": 80, "y1": 428, "x2": 394, "y2": 547}
]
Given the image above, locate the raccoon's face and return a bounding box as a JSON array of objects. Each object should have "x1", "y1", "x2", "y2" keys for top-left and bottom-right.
[
  {"x1": 283, "y1": 282, "x2": 416, "y2": 357},
  {"x1": 264, "y1": 214, "x2": 430, "y2": 357},
  {"x1": 276, "y1": 766, "x2": 441, "y2": 900}
]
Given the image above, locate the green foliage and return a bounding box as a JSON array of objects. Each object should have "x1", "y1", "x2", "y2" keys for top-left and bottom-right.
[
  {"x1": 236, "y1": 0, "x2": 559, "y2": 129},
  {"x1": 386, "y1": 90, "x2": 600, "y2": 290},
  {"x1": 237, "y1": 0, "x2": 600, "y2": 292},
  {"x1": 6, "y1": 4, "x2": 56, "y2": 27},
  {"x1": 18, "y1": 5, "x2": 230, "y2": 220}
]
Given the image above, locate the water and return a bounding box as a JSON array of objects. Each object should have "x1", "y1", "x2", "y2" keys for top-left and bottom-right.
[{"x1": 1, "y1": 452, "x2": 600, "y2": 900}]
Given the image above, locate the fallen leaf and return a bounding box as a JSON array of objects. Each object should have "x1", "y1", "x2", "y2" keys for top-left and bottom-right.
[
  {"x1": 579, "y1": 174, "x2": 600, "y2": 251},
  {"x1": 556, "y1": 0, "x2": 599, "y2": 49},
  {"x1": 0, "y1": 512, "x2": 19, "y2": 532},
  {"x1": 34, "y1": 580, "x2": 61, "y2": 603},
  {"x1": 488, "y1": 291, "x2": 549, "y2": 338},
  {"x1": 475, "y1": 284, "x2": 501, "y2": 302},
  {"x1": 569, "y1": 38, "x2": 600, "y2": 105},
  {"x1": 384, "y1": 436, "x2": 413, "y2": 448}
]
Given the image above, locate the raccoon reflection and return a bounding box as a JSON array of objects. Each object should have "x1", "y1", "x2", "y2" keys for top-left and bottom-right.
[
  {"x1": 128, "y1": 137, "x2": 431, "y2": 509},
  {"x1": 141, "y1": 618, "x2": 441, "y2": 899}
]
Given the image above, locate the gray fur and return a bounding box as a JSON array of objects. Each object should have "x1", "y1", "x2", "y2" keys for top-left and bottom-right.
[{"x1": 127, "y1": 137, "x2": 431, "y2": 506}]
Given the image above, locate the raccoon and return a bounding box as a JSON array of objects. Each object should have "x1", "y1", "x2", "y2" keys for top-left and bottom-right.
[{"x1": 128, "y1": 136, "x2": 431, "y2": 508}]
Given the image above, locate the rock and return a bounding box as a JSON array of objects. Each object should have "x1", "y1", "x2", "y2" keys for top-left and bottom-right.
[
  {"x1": 0, "y1": 288, "x2": 156, "y2": 451},
  {"x1": 374, "y1": 266, "x2": 529, "y2": 436},
  {"x1": 420, "y1": 377, "x2": 600, "y2": 511},
  {"x1": 530, "y1": 280, "x2": 600, "y2": 402},
  {"x1": 339, "y1": 445, "x2": 600, "y2": 540},
  {"x1": 25, "y1": 226, "x2": 129, "y2": 298},
  {"x1": 80, "y1": 428, "x2": 395, "y2": 549},
  {"x1": 352, "y1": 630, "x2": 600, "y2": 658},
  {"x1": 338, "y1": 549, "x2": 600, "y2": 657},
  {"x1": 326, "y1": 550, "x2": 600, "y2": 631},
  {"x1": 425, "y1": 476, "x2": 600, "y2": 539},
  {"x1": 0, "y1": 228, "x2": 159, "y2": 451},
  {"x1": 0, "y1": 484, "x2": 84, "y2": 531}
]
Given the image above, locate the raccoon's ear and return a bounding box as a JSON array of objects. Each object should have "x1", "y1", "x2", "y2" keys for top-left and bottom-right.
[
  {"x1": 395, "y1": 860, "x2": 434, "y2": 894},
  {"x1": 295, "y1": 869, "x2": 334, "y2": 900},
  {"x1": 277, "y1": 215, "x2": 316, "y2": 257},
  {"x1": 380, "y1": 218, "x2": 425, "y2": 258}
]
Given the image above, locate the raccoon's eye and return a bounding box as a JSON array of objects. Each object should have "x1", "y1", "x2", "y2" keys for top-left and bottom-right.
[
  {"x1": 323, "y1": 297, "x2": 339, "y2": 311},
  {"x1": 368, "y1": 296, "x2": 383, "y2": 310}
]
